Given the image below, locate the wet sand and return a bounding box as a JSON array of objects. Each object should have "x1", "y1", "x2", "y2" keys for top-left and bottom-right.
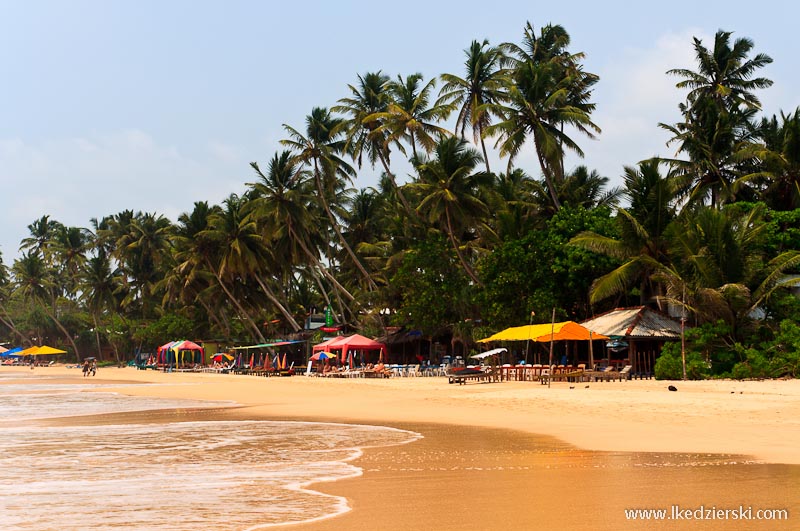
[{"x1": 4, "y1": 366, "x2": 799, "y2": 529}]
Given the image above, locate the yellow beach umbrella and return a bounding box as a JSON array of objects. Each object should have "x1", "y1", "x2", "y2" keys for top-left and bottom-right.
[
  {"x1": 17, "y1": 346, "x2": 40, "y2": 356},
  {"x1": 30, "y1": 345, "x2": 67, "y2": 355}
]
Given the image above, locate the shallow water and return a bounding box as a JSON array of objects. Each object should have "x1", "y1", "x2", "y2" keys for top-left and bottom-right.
[{"x1": 0, "y1": 374, "x2": 420, "y2": 530}]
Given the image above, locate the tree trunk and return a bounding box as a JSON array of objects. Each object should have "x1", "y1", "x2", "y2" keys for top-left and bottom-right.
[
  {"x1": 533, "y1": 134, "x2": 561, "y2": 211},
  {"x1": 0, "y1": 305, "x2": 28, "y2": 343},
  {"x1": 44, "y1": 306, "x2": 81, "y2": 362},
  {"x1": 289, "y1": 224, "x2": 355, "y2": 301},
  {"x1": 378, "y1": 151, "x2": 417, "y2": 218},
  {"x1": 479, "y1": 131, "x2": 491, "y2": 174},
  {"x1": 313, "y1": 159, "x2": 378, "y2": 292},
  {"x1": 93, "y1": 314, "x2": 103, "y2": 361},
  {"x1": 254, "y1": 275, "x2": 302, "y2": 332},
  {"x1": 206, "y1": 258, "x2": 267, "y2": 343},
  {"x1": 445, "y1": 209, "x2": 483, "y2": 286}
]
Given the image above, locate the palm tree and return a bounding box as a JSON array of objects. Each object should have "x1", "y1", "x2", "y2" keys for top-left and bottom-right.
[
  {"x1": 282, "y1": 107, "x2": 378, "y2": 291},
  {"x1": 569, "y1": 160, "x2": 675, "y2": 306},
  {"x1": 171, "y1": 201, "x2": 234, "y2": 338},
  {"x1": 333, "y1": 71, "x2": 416, "y2": 215},
  {"x1": 119, "y1": 212, "x2": 173, "y2": 318},
  {"x1": 333, "y1": 71, "x2": 392, "y2": 171},
  {"x1": 0, "y1": 252, "x2": 27, "y2": 343},
  {"x1": 440, "y1": 39, "x2": 507, "y2": 172},
  {"x1": 408, "y1": 137, "x2": 493, "y2": 285},
  {"x1": 20, "y1": 215, "x2": 62, "y2": 261},
  {"x1": 13, "y1": 251, "x2": 82, "y2": 359},
  {"x1": 52, "y1": 225, "x2": 90, "y2": 298},
  {"x1": 486, "y1": 168, "x2": 542, "y2": 241},
  {"x1": 81, "y1": 250, "x2": 122, "y2": 362},
  {"x1": 531, "y1": 165, "x2": 621, "y2": 216},
  {"x1": 200, "y1": 194, "x2": 268, "y2": 343},
  {"x1": 489, "y1": 22, "x2": 600, "y2": 211},
  {"x1": 659, "y1": 204, "x2": 799, "y2": 335},
  {"x1": 247, "y1": 152, "x2": 356, "y2": 307},
  {"x1": 667, "y1": 30, "x2": 772, "y2": 111},
  {"x1": 370, "y1": 73, "x2": 455, "y2": 160},
  {"x1": 661, "y1": 30, "x2": 772, "y2": 207},
  {"x1": 739, "y1": 108, "x2": 800, "y2": 210}
]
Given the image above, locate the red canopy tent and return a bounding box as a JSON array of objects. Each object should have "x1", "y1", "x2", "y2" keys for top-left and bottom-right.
[
  {"x1": 312, "y1": 336, "x2": 349, "y2": 353},
  {"x1": 328, "y1": 334, "x2": 387, "y2": 368}
]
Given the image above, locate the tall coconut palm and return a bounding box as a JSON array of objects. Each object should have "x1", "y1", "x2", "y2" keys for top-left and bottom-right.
[
  {"x1": 569, "y1": 160, "x2": 675, "y2": 306},
  {"x1": 81, "y1": 250, "x2": 123, "y2": 362},
  {"x1": 333, "y1": 71, "x2": 392, "y2": 171},
  {"x1": 13, "y1": 251, "x2": 82, "y2": 359},
  {"x1": 200, "y1": 194, "x2": 268, "y2": 343},
  {"x1": 661, "y1": 30, "x2": 772, "y2": 207},
  {"x1": 489, "y1": 22, "x2": 600, "y2": 211},
  {"x1": 282, "y1": 107, "x2": 378, "y2": 291},
  {"x1": 659, "y1": 204, "x2": 799, "y2": 333},
  {"x1": 440, "y1": 39, "x2": 507, "y2": 172},
  {"x1": 408, "y1": 137, "x2": 493, "y2": 285},
  {"x1": 248, "y1": 152, "x2": 355, "y2": 306},
  {"x1": 52, "y1": 225, "x2": 90, "y2": 298},
  {"x1": 20, "y1": 215, "x2": 62, "y2": 261},
  {"x1": 333, "y1": 71, "x2": 415, "y2": 216},
  {"x1": 370, "y1": 73, "x2": 455, "y2": 160},
  {"x1": 667, "y1": 30, "x2": 772, "y2": 112},
  {"x1": 739, "y1": 108, "x2": 800, "y2": 210},
  {"x1": 171, "y1": 201, "x2": 233, "y2": 338},
  {"x1": 119, "y1": 212, "x2": 173, "y2": 318}
]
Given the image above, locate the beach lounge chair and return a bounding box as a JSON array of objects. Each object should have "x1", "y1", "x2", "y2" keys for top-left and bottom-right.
[
  {"x1": 597, "y1": 365, "x2": 619, "y2": 381},
  {"x1": 447, "y1": 367, "x2": 494, "y2": 385}
]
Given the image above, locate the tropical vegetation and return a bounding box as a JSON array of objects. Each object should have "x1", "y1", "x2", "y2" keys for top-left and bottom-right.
[{"x1": 1, "y1": 23, "x2": 798, "y2": 379}]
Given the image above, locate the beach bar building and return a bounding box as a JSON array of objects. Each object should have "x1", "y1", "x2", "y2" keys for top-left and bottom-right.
[{"x1": 580, "y1": 306, "x2": 684, "y2": 378}]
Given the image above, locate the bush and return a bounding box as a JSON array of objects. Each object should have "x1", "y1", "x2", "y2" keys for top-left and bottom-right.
[
  {"x1": 655, "y1": 342, "x2": 709, "y2": 380},
  {"x1": 730, "y1": 348, "x2": 771, "y2": 379}
]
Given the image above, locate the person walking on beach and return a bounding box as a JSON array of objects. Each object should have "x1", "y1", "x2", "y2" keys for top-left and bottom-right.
[
  {"x1": 91, "y1": 359, "x2": 97, "y2": 376},
  {"x1": 82, "y1": 360, "x2": 90, "y2": 377}
]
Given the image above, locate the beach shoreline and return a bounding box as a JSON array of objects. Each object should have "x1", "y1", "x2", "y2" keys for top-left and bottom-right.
[
  {"x1": 3, "y1": 366, "x2": 798, "y2": 530},
  {"x1": 7, "y1": 365, "x2": 794, "y2": 463}
]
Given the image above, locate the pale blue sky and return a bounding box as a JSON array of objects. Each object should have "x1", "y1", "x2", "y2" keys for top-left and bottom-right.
[{"x1": 1, "y1": 1, "x2": 798, "y2": 261}]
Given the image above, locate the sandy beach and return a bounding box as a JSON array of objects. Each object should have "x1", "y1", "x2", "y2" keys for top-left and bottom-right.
[{"x1": 5, "y1": 366, "x2": 799, "y2": 530}]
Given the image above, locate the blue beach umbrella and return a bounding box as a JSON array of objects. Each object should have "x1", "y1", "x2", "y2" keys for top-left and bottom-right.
[{"x1": 310, "y1": 351, "x2": 336, "y2": 361}]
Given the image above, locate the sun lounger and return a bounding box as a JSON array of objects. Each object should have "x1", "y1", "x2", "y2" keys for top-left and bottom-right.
[{"x1": 447, "y1": 367, "x2": 494, "y2": 385}]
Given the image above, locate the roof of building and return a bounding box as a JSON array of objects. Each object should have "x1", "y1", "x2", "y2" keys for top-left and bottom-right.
[{"x1": 581, "y1": 306, "x2": 684, "y2": 339}]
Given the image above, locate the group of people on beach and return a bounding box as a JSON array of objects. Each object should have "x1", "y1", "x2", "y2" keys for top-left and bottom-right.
[{"x1": 82, "y1": 359, "x2": 97, "y2": 377}]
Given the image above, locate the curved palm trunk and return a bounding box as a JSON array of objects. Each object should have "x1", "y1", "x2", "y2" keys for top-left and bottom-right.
[
  {"x1": 197, "y1": 297, "x2": 229, "y2": 338},
  {"x1": 205, "y1": 258, "x2": 267, "y2": 343},
  {"x1": 378, "y1": 151, "x2": 417, "y2": 217},
  {"x1": 309, "y1": 266, "x2": 349, "y2": 325},
  {"x1": 44, "y1": 306, "x2": 81, "y2": 361},
  {"x1": 0, "y1": 305, "x2": 28, "y2": 343},
  {"x1": 289, "y1": 224, "x2": 355, "y2": 302},
  {"x1": 478, "y1": 126, "x2": 491, "y2": 174},
  {"x1": 254, "y1": 275, "x2": 302, "y2": 332},
  {"x1": 533, "y1": 135, "x2": 562, "y2": 211},
  {"x1": 445, "y1": 209, "x2": 483, "y2": 286},
  {"x1": 92, "y1": 314, "x2": 104, "y2": 361},
  {"x1": 312, "y1": 159, "x2": 378, "y2": 292}
]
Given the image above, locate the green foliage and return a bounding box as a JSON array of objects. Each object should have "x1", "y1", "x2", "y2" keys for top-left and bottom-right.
[
  {"x1": 390, "y1": 235, "x2": 472, "y2": 335},
  {"x1": 764, "y1": 207, "x2": 800, "y2": 255},
  {"x1": 730, "y1": 347, "x2": 771, "y2": 379},
  {"x1": 478, "y1": 205, "x2": 619, "y2": 328},
  {"x1": 135, "y1": 314, "x2": 196, "y2": 347},
  {"x1": 655, "y1": 342, "x2": 709, "y2": 380}
]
